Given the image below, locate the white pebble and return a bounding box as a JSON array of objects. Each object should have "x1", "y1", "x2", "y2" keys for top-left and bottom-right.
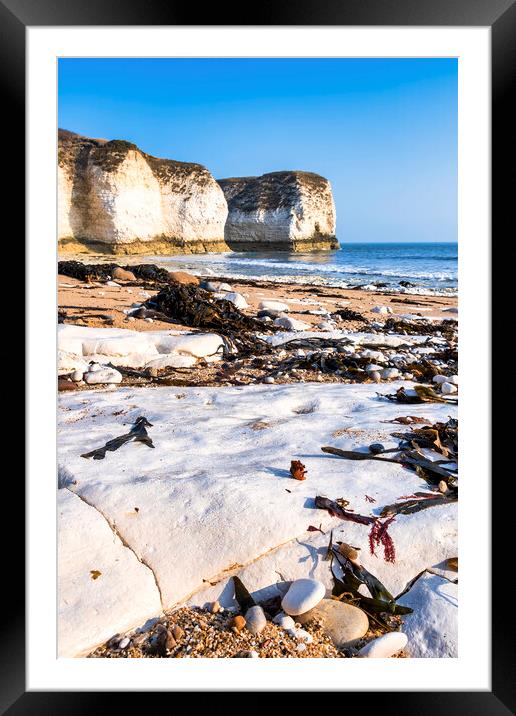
[
  {"x1": 264, "y1": 376, "x2": 275, "y2": 384},
  {"x1": 357, "y1": 632, "x2": 408, "y2": 658},
  {"x1": 381, "y1": 368, "x2": 399, "y2": 380},
  {"x1": 281, "y1": 578, "x2": 325, "y2": 616},
  {"x1": 441, "y1": 382, "x2": 458, "y2": 394},
  {"x1": 118, "y1": 637, "x2": 130, "y2": 649},
  {"x1": 432, "y1": 374, "x2": 448, "y2": 384},
  {"x1": 272, "y1": 613, "x2": 296, "y2": 630}
]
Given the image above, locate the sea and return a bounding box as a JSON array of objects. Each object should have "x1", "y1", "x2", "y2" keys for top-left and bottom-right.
[{"x1": 139, "y1": 242, "x2": 457, "y2": 296}]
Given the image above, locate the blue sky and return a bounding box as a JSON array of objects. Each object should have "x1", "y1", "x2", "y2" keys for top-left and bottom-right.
[{"x1": 58, "y1": 58, "x2": 457, "y2": 243}]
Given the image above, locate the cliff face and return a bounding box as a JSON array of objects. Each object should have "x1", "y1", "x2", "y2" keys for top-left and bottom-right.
[
  {"x1": 218, "y1": 171, "x2": 338, "y2": 251},
  {"x1": 58, "y1": 130, "x2": 229, "y2": 254}
]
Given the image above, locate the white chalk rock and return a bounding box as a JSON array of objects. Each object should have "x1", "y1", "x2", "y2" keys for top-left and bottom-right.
[
  {"x1": 165, "y1": 333, "x2": 224, "y2": 359},
  {"x1": 259, "y1": 300, "x2": 289, "y2": 313},
  {"x1": 71, "y1": 369, "x2": 85, "y2": 382},
  {"x1": 244, "y1": 605, "x2": 267, "y2": 635},
  {"x1": 145, "y1": 354, "x2": 197, "y2": 370},
  {"x1": 397, "y1": 572, "x2": 457, "y2": 657},
  {"x1": 288, "y1": 627, "x2": 313, "y2": 643},
  {"x1": 58, "y1": 350, "x2": 88, "y2": 376},
  {"x1": 357, "y1": 631, "x2": 408, "y2": 658},
  {"x1": 317, "y1": 321, "x2": 335, "y2": 331},
  {"x1": 448, "y1": 375, "x2": 459, "y2": 385},
  {"x1": 58, "y1": 489, "x2": 161, "y2": 658},
  {"x1": 366, "y1": 364, "x2": 383, "y2": 373},
  {"x1": 264, "y1": 376, "x2": 275, "y2": 384},
  {"x1": 432, "y1": 374, "x2": 448, "y2": 384},
  {"x1": 272, "y1": 612, "x2": 296, "y2": 630},
  {"x1": 441, "y1": 382, "x2": 458, "y2": 395},
  {"x1": 381, "y1": 368, "x2": 399, "y2": 380},
  {"x1": 84, "y1": 368, "x2": 123, "y2": 385},
  {"x1": 274, "y1": 316, "x2": 310, "y2": 331},
  {"x1": 371, "y1": 306, "x2": 392, "y2": 315},
  {"x1": 220, "y1": 292, "x2": 249, "y2": 310},
  {"x1": 361, "y1": 349, "x2": 384, "y2": 361},
  {"x1": 88, "y1": 363, "x2": 104, "y2": 372},
  {"x1": 281, "y1": 578, "x2": 325, "y2": 616}
]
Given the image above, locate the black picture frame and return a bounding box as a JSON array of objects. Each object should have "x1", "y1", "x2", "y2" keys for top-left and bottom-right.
[{"x1": 5, "y1": 0, "x2": 512, "y2": 710}]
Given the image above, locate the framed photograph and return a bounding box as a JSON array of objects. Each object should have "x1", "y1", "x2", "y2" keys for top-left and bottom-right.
[{"x1": 6, "y1": 0, "x2": 512, "y2": 708}]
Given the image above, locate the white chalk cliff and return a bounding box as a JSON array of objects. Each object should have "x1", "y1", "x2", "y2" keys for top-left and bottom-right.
[
  {"x1": 58, "y1": 130, "x2": 339, "y2": 254},
  {"x1": 58, "y1": 130, "x2": 229, "y2": 254},
  {"x1": 218, "y1": 172, "x2": 338, "y2": 251}
]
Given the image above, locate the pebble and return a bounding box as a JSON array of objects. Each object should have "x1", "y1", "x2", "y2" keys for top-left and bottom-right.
[
  {"x1": 220, "y1": 292, "x2": 249, "y2": 310},
  {"x1": 432, "y1": 374, "x2": 448, "y2": 384},
  {"x1": 357, "y1": 631, "x2": 408, "y2": 658},
  {"x1": 71, "y1": 369, "x2": 84, "y2": 382},
  {"x1": 84, "y1": 367, "x2": 123, "y2": 385},
  {"x1": 281, "y1": 578, "x2": 325, "y2": 616},
  {"x1": 274, "y1": 316, "x2": 310, "y2": 331},
  {"x1": 234, "y1": 650, "x2": 259, "y2": 658},
  {"x1": 296, "y1": 643, "x2": 307, "y2": 652},
  {"x1": 244, "y1": 605, "x2": 267, "y2": 635},
  {"x1": 171, "y1": 625, "x2": 185, "y2": 641},
  {"x1": 366, "y1": 364, "x2": 383, "y2": 373},
  {"x1": 288, "y1": 627, "x2": 313, "y2": 643},
  {"x1": 144, "y1": 317, "x2": 153, "y2": 323},
  {"x1": 369, "y1": 371, "x2": 381, "y2": 382},
  {"x1": 264, "y1": 376, "x2": 275, "y2": 384},
  {"x1": 231, "y1": 616, "x2": 246, "y2": 632},
  {"x1": 258, "y1": 299, "x2": 290, "y2": 313},
  {"x1": 126, "y1": 316, "x2": 136, "y2": 322},
  {"x1": 441, "y1": 382, "x2": 458, "y2": 394},
  {"x1": 210, "y1": 600, "x2": 221, "y2": 614},
  {"x1": 381, "y1": 368, "x2": 399, "y2": 379},
  {"x1": 118, "y1": 637, "x2": 130, "y2": 649},
  {"x1": 369, "y1": 443, "x2": 385, "y2": 454},
  {"x1": 297, "y1": 599, "x2": 369, "y2": 647},
  {"x1": 272, "y1": 612, "x2": 296, "y2": 630},
  {"x1": 317, "y1": 321, "x2": 335, "y2": 331},
  {"x1": 448, "y1": 375, "x2": 459, "y2": 385},
  {"x1": 168, "y1": 270, "x2": 200, "y2": 286},
  {"x1": 107, "y1": 634, "x2": 121, "y2": 649},
  {"x1": 112, "y1": 267, "x2": 136, "y2": 281},
  {"x1": 371, "y1": 306, "x2": 393, "y2": 314}
]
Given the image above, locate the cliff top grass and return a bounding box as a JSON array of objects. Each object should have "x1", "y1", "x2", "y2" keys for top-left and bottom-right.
[{"x1": 58, "y1": 129, "x2": 214, "y2": 187}]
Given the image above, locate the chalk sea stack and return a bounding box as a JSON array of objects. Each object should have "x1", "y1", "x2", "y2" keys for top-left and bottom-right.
[
  {"x1": 58, "y1": 130, "x2": 339, "y2": 254},
  {"x1": 218, "y1": 171, "x2": 338, "y2": 252},
  {"x1": 58, "y1": 129, "x2": 229, "y2": 254}
]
